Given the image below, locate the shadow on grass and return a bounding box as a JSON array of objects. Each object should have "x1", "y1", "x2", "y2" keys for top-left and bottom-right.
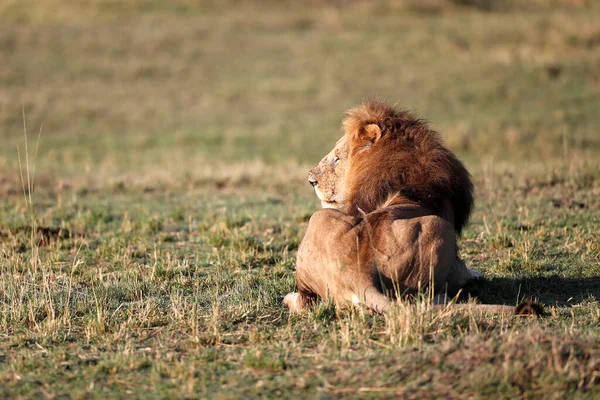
[{"x1": 464, "y1": 276, "x2": 600, "y2": 307}]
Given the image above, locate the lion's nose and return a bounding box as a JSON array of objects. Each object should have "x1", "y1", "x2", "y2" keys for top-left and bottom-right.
[{"x1": 308, "y1": 176, "x2": 318, "y2": 187}]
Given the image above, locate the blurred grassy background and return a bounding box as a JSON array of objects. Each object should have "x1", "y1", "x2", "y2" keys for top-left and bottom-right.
[{"x1": 1, "y1": 0, "x2": 599, "y2": 193}]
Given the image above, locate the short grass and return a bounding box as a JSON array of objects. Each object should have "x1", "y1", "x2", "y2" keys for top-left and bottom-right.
[{"x1": 1, "y1": 0, "x2": 600, "y2": 398}]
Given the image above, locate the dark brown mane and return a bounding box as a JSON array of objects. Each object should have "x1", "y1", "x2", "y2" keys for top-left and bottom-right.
[{"x1": 342, "y1": 101, "x2": 474, "y2": 235}]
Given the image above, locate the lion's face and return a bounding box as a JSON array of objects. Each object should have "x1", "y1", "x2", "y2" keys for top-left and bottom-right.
[{"x1": 308, "y1": 136, "x2": 349, "y2": 209}]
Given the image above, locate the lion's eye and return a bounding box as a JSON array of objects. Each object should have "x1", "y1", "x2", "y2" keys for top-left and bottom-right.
[{"x1": 333, "y1": 155, "x2": 340, "y2": 164}]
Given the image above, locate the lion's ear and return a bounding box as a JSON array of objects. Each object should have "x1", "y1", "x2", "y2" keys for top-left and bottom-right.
[{"x1": 361, "y1": 123, "x2": 383, "y2": 144}]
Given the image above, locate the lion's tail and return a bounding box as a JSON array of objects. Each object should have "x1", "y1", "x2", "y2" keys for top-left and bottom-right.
[
  {"x1": 375, "y1": 299, "x2": 544, "y2": 316},
  {"x1": 438, "y1": 300, "x2": 544, "y2": 317}
]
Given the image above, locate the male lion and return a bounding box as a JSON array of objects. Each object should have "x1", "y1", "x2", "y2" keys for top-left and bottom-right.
[{"x1": 285, "y1": 101, "x2": 539, "y2": 315}]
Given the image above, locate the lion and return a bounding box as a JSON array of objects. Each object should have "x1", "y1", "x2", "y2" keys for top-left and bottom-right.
[{"x1": 285, "y1": 101, "x2": 540, "y2": 316}]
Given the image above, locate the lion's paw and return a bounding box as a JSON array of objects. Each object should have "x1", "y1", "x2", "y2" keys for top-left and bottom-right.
[{"x1": 284, "y1": 292, "x2": 306, "y2": 314}]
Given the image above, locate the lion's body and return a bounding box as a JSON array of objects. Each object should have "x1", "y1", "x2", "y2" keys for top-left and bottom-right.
[
  {"x1": 285, "y1": 101, "x2": 480, "y2": 313},
  {"x1": 287, "y1": 206, "x2": 476, "y2": 313}
]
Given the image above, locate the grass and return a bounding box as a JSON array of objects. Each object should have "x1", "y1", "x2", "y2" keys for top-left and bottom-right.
[{"x1": 1, "y1": 0, "x2": 600, "y2": 397}]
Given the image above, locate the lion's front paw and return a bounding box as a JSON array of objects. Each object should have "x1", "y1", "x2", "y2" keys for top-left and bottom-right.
[{"x1": 284, "y1": 292, "x2": 307, "y2": 313}]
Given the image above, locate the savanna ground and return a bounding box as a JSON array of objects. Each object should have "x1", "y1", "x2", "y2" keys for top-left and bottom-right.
[{"x1": 1, "y1": 0, "x2": 600, "y2": 398}]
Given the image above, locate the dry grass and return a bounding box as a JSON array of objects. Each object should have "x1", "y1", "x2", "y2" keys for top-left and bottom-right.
[{"x1": 0, "y1": 0, "x2": 599, "y2": 398}]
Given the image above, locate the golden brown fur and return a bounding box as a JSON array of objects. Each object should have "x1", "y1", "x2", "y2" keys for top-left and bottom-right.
[
  {"x1": 284, "y1": 204, "x2": 479, "y2": 313},
  {"x1": 342, "y1": 101, "x2": 473, "y2": 234},
  {"x1": 286, "y1": 101, "x2": 540, "y2": 316},
  {"x1": 285, "y1": 101, "x2": 479, "y2": 313},
  {"x1": 309, "y1": 102, "x2": 473, "y2": 233}
]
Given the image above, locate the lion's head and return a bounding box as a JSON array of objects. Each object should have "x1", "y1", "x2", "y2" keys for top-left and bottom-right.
[{"x1": 308, "y1": 101, "x2": 474, "y2": 235}]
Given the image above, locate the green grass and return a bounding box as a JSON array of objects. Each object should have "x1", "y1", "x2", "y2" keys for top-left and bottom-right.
[{"x1": 1, "y1": 0, "x2": 600, "y2": 398}]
